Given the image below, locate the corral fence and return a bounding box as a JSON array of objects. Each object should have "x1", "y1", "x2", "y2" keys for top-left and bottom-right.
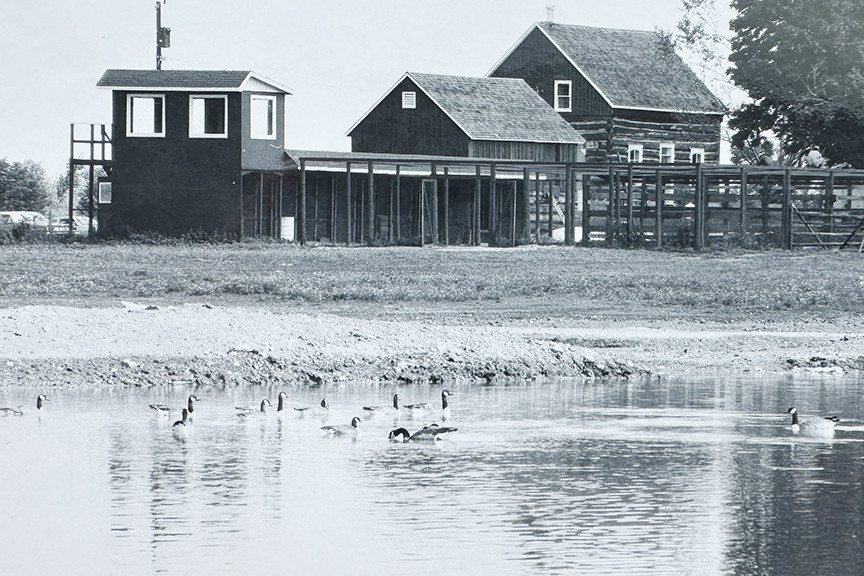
[{"x1": 580, "y1": 165, "x2": 864, "y2": 250}]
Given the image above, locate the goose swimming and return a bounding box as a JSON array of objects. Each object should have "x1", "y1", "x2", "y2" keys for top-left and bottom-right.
[
  {"x1": 149, "y1": 403, "x2": 174, "y2": 415},
  {"x1": 172, "y1": 409, "x2": 189, "y2": 439},
  {"x1": 36, "y1": 394, "x2": 49, "y2": 410},
  {"x1": 186, "y1": 395, "x2": 200, "y2": 421},
  {"x1": 363, "y1": 393, "x2": 400, "y2": 417},
  {"x1": 389, "y1": 423, "x2": 458, "y2": 443},
  {"x1": 294, "y1": 398, "x2": 329, "y2": 416},
  {"x1": 441, "y1": 389, "x2": 452, "y2": 421},
  {"x1": 787, "y1": 407, "x2": 839, "y2": 437},
  {"x1": 322, "y1": 416, "x2": 361, "y2": 438},
  {"x1": 276, "y1": 392, "x2": 289, "y2": 413},
  {"x1": 236, "y1": 399, "x2": 272, "y2": 416}
]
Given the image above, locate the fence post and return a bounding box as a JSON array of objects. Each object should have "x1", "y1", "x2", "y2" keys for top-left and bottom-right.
[
  {"x1": 694, "y1": 164, "x2": 704, "y2": 249},
  {"x1": 782, "y1": 169, "x2": 792, "y2": 249},
  {"x1": 655, "y1": 170, "x2": 663, "y2": 249},
  {"x1": 581, "y1": 177, "x2": 591, "y2": 246}
]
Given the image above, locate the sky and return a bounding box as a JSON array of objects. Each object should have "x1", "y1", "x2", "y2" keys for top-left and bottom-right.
[{"x1": 0, "y1": 0, "x2": 734, "y2": 178}]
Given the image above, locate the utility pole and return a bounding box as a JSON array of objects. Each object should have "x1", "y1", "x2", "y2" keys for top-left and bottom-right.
[{"x1": 156, "y1": 1, "x2": 171, "y2": 70}]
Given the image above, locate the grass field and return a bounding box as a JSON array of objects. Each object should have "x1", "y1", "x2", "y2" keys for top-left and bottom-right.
[{"x1": 1, "y1": 243, "x2": 862, "y2": 322}]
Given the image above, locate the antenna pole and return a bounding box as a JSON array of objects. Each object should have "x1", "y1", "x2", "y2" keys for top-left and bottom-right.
[{"x1": 156, "y1": 1, "x2": 162, "y2": 70}]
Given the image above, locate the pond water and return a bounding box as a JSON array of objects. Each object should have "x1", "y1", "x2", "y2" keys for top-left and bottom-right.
[{"x1": 1, "y1": 374, "x2": 864, "y2": 575}]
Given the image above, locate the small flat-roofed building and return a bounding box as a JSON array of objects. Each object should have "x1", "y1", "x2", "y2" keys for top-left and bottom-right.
[{"x1": 96, "y1": 69, "x2": 291, "y2": 237}]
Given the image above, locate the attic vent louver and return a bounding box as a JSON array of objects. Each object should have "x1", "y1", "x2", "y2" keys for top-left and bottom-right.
[{"x1": 402, "y1": 91, "x2": 416, "y2": 109}]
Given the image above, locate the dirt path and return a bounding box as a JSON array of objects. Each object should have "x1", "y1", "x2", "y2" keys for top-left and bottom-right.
[{"x1": 2, "y1": 300, "x2": 862, "y2": 390}]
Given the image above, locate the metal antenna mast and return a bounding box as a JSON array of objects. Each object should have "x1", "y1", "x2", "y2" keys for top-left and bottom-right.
[{"x1": 156, "y1": 0, "x2": 171, "y2": 70}]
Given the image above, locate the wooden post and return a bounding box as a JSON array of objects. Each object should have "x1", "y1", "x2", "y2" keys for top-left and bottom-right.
[
  {"x1": 826, "y1": 170, "x2": 835, "y2": 236},
  {"x1": 694, "y1": 163, "x2": 704, "y2": 249},
  {"x1": 548, "y1": 175, "x2": 554, "y2": 241},
  {"x1": 278, "y1": 175, "x2": 283, "y2": 240},
  {"x1": 490, "y1": 163, "x2": 497, "y2": 245},
  {"x1": 782, "y1": 168, "x2": 792, "y2": 249},
  {"x1": 511, "y1": 181, "x2": 517, "y2": 247},
  {"x1": 444, "y1": 167, "x2": 450, "y2": 246},
  {"x1": 395, "y1": 165, "x2": 401, "y2": 242},
  {"x1": 330, "y1": 173, "x2": 336, "y2": 242},
  {"x1": 626, "y1": 164, "x2": 635, "y2": 245},
  {"x1": 655, "y1": 170, "x2": 663, "y2": 249},
  {"x1": 534, "y1": 171, "x2": 541, "y2": 243},
  {"x1": 474, "y1": 166, "x2": 481, "y2": 246},
  {"x1": 345, "y1": 162, "x2": 352, "y2": 245},
  {"x1": 740, "y1": 167, "x2": 749, "y2": 239},
  {"x1": 581, "y1": 176, "x2": 591, "y2": 246},
  {"x1": 299, "y1": 161, "x2": 307, "y2": 245},
  {"x1": 564, "y1": 164, "x2": 572, "y2": 245},
  {"x1": 606, "y1": 168, "x2": 615, "y2": 246},
  {"x1": 521, "y1": 167, "x2": 530, "y2": 245},
  {"x1": 388, "y1": 179, "x2": 394, "y2": 243},
  {"x1": 430, "y1": 165, "x2": 439, "y2": 245},
  {"x1": 366, "y1": 161, "x2": 375, "y2": 244}
]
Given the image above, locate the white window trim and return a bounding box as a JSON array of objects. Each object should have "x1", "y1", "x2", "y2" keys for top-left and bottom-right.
[
  {"x1": 250, "y1": 94, "x2": 277, "y2": 140},
  {"x1": 402, "y1": 91, "x2": 416, "y2": 109},
  {"x1": 189, "y1": 95, "x2": 228, "y2": 139},
  {"x1": 98, "y1": 181, "x2": 112, "y2": 204},
  {"x1": 660, "y1": 143, "x2": 676, "y2": 164},
  {"x1": 126, "y1": 94, "x2": 165, "y2": 138},
  {"x1": 554, "y1": 80, "x2": 572, "y2": 112},
  {"x1": 690, "y1": 147, "x2": 705, "y2": 164},
  {"x1": 628, "y1": 143, "x2": 643, "y2": 164}
]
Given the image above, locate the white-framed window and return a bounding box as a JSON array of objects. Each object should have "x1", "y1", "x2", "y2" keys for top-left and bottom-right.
[
  {"x1": 98, "y1": 181, "x2": 112, "y2": 204},
  {"x1": 628, "y1": 144, "x2": 643, "y2": 163},
  {"x1": 554, "y1": 80, "x2": 572, "y2": 112},
  {"x1": 250, "y1": 95, "x2": 277, "y2": 140},
  {"x1": 189, "y1": 95, "x2": 228, "y2": 138},
  {"x1": 402, "y1": 91, "x2": 416, "y2": 109},
  {"x1": 660, "y1": 143, "x2": 676, "y2": 164},
  {"x1": 690, "y1": 148, "x2": 705, "y2": 164},
  {"x1": 127, "y1": 94, "x2": 165, "y2": 137}
]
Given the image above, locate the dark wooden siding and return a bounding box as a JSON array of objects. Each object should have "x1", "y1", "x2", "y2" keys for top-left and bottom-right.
[
  {"x1": 470, "y1": 140, "x2": 579, "y2": 162},
  {"x1": 350, "y1": 78, "x2": 471, "y2": 157},
  {"x1": 241, "y1": 92, "x2": 287, "y2": 171},
  {"x1": 490, "y1": 27, "x2": 613, "y2": 121},
  {"x1": 104, "y1": 90, "x2": 243, "y2": 237}
]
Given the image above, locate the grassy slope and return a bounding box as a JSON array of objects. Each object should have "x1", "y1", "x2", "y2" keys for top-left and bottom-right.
[{"x1": 1, "y1": 243, "x2": 862, "y2": 325}]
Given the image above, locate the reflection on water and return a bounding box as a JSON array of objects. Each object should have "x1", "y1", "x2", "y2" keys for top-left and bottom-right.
[{"x1": 1, "y1": 374, "x2": 863, "y2": 575}]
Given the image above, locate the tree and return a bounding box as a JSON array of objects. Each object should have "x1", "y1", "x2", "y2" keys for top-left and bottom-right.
[
  {"x1": 0, "y1": 159, "x2": 51, "y2": 212},
  {"x1": 728, "y1": 0, "x2": 864, "y2": 167}
]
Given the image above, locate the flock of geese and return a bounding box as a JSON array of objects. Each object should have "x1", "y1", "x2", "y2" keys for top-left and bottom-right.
[
  {"x1": 0, "y1": 393, "x2": 842, "y2": 441},
  {"x1": 149, "y1": 389, "x2": 457, "y2": 442}
]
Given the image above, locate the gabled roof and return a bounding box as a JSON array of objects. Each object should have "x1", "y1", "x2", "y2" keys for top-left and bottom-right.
[
  {"x1": 349, "y1": 72, "x2": 585, "y2": 145},
  {"x1": 491, "y1": 23, "x2": 725, "y2": 115},
  {"x1": 97, "y1": 69, "x2": 292, "y2": 94}
]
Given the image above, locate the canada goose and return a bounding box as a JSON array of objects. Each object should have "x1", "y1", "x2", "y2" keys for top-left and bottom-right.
[
  {"x1": 322, "y1": 416, "x2": 361, "y2": 438},
  {"x1": 172, "y1": 409, "x2": 189, "y2": 439},
  {"x1": 389, "y1": 423, "x2": 458, "y2": 443},
  {"x1": 363, "y1": 393, "x2": 400, "y2": 417},
  {"x1": 36, "y1": 394, "x2": 49, "y2": 410},
  {"x1": 236, "y1": 399, "x2": 272, "y2": 416},
  {"x1": 294, "y1": 398, "x2": 329, "y2": 416},
  {"x1": 441, "y1": 390, "x2": 452, "y2": 421},
  {"x1": 276, "y1": 392, "x2": 289, "y2": 413},
  {"x1": 186, "y1": 395, "x2": 200, "y2": 420},
  {"x1": 149, "y1": 403, "x2": 173, "y2": 415},
  {"x1": 787, "y1": 407, "x2": 839, "y2": 437}
]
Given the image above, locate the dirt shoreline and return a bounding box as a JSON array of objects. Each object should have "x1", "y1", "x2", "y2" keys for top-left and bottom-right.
[{"x1": 2, "y1": 300, "x2": 863, "y2": 389}]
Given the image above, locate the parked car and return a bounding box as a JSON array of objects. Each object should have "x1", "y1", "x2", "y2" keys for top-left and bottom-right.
[
  {"x1": 0, "y1": 211, "x2": 50, "y2": 235},
  {"x1": 49, "y1": 215, "x2": 96, "y2": 237}
]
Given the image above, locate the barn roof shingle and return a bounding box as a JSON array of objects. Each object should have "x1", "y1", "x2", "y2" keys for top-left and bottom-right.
[
  {"x1": 351, "y1": 72, "x2": 584, "y2": 144},
  {"x1": 517, "y1": 23, "x2": 726, "y2": 114},
  {"x1": 97, "y1": 69, "x2": 292, "y2": 93}
]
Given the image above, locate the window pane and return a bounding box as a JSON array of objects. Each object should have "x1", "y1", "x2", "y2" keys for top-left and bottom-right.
[
  {"x1": 251, "y1": 96, "x2": 275, "y2": 139},
  {"x1": 191, "y1": 98, "x2": 205, "y2": 134},
  {"x1": 131, "y1": 97, "x2": 157, "y2": 134},
  {"x1": 204, "y1": 98, "x2": 225, "y2": 134}
]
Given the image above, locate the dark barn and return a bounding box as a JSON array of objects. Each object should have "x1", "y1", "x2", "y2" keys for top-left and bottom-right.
[
  {"x1": 489, "y1": 23, "x2": 726, "y2": 164},
  {"x1": 96, "y1": 69, "x2": 291, "y2": 237}
]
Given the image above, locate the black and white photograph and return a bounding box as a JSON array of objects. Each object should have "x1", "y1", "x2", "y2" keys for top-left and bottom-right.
[{"x1": 2, "y1": 0, "x2": 864, "y2": 574}]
